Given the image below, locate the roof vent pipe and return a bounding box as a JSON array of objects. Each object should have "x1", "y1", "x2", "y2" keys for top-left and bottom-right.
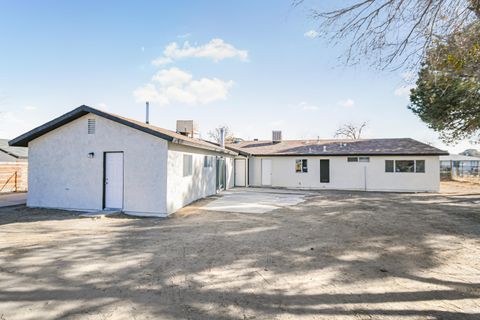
[
  {"x1": 323, "y1": 145, "x2": 327, "y2": 152},
  {"x1": 146, "y1": 101, "x2": 150, "y2": 124},
  {"x1": 220, "y1": 127, "x2": 225, "y2": 149}
]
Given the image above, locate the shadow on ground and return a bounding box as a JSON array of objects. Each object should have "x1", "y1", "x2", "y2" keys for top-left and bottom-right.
[{"x1": 0, "y1": 188, "x2": 479, "y2": 319}]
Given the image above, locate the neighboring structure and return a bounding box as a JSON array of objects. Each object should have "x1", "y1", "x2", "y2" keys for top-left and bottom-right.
[
  {"x1": 440, "y1": 154, "x2": 480, "y2": 180},
  {"x1": 0, "y1": 139, "x2": 28, "y2": 193},
  {"x1": 227, "y1": 132, "x2": 448, "y2": 192},
  {"x1": 9, "y1": 105, "x2": 237, "y2": 216},
  {"x1": 0, "y1": 139, "x2": 28, "y2": 162}
]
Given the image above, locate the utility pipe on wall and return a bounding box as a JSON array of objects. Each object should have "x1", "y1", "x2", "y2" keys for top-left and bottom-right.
[
  {"x1": 220, "y1": 127, "x2": 225, "y2": 149},
  {"x1": 146, "y1": 101, "x2": 150, "y2": 124}
]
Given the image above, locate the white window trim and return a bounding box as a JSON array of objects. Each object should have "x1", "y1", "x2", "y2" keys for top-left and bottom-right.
[
  {"x1": 295, "y1": 159, "x2": 308, "y2": 173},
  {"x1": 386, "y1": 160, "x2": 426, "y2": 173}
]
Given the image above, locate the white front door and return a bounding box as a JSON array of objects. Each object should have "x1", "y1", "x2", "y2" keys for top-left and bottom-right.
[
  {"x1": 261, "y1": 159, "x2": 272, "y2": 186},
  {"x1": 235, "y1": 159, "x2": 246, "y2": 187},
  {"x1": 104, "y1": 152, "x2": 124, "y2": 209}
]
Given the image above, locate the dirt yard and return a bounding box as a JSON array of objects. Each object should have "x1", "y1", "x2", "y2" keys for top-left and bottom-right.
[{"x1": 0, "y1": 181, "x2": 479, "y2": 320}]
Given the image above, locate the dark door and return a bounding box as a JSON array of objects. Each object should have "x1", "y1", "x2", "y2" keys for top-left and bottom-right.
[{"x1": 320, "y1": 159, "x2": 330, "y2": 183}]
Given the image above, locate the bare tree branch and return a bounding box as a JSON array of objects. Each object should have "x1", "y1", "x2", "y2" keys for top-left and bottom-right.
[
  {"x1": 297, "y1": 0, "x2": 479, "y2": 70},
  {"x1": 207, "y1": 126, "x2": 236, "y2": 144},
  {"x1": 334, "y1": 122, "x2": 367, "y2": 139}
]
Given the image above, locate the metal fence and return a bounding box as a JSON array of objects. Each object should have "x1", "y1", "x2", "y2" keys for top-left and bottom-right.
[{"x1": 440, "y1": 160, "x2": 480, "y2": 183}]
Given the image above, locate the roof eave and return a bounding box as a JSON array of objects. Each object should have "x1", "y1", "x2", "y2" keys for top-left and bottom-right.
[
  {"x1": 172, "y1": 138, "x2": 237, "y2": 156},
  {"x1": 8, "y1": 105, "x2": 236, "y2": 156},
  {"x1": 225, "y1": 146, "x2": 251, "y2": 157},
  {"x1": 246, "y1": 152, "x2": 449, "y2": 156}
]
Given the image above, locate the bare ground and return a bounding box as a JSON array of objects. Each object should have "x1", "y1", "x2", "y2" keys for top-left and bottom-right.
[{"x1": 0, "y1": 181, "x2": 479, "y2": 320}]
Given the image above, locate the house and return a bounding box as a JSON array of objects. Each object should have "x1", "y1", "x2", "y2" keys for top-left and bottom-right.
[
  {"x1": 0, "y1": 139, "x2": 28, "y2": 193},
  {"x1": 440, "y1": 154, "x2": 480, "y2": 179},
  {"x1": 9, "y1": 105, "x2": 237, "y2": 216},
  {"x1": 0, "y1": 139, "x2": 28, "y2": 162},
  {"x1": 227, "y1": 132, "x2": 448, "y2": 192}
]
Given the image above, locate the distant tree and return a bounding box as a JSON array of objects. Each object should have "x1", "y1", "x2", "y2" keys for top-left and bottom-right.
[
  {"x1": 460, "y1": 149, "x2": 480, "y2": 156},
  {"x1": 295, "y1": 0, "x2": 480, "y2": 69},
  {"x1": 334, "y1": 122, "x2": 367, "y2": 139},
  {"x1": 207, "y1": 126, "x2": 236, "y2": 144},
  {"x1": 409, "y1": 22, "x2": 480, "y2": 144}
]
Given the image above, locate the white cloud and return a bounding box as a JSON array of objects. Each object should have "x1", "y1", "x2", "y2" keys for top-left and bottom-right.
[
  {"x1": 134, "y1": 67, "x2": 234, "y2": 105},
  {"x1": 394, "y1": 85, "x2": 415, "y2": 98},
  {"x1": 338, "y1": 99, "x2": 355, "y2": 107},
  {"x1": 24, "y1": 105, "x2": 37, "y2": 111},
  {"x1": 304, "y1": 30, "x2": 319, "y2": 39},
  {"x1": 152, "y1": 67, "x2": 192, "y2": 86},
  {"x1": 152, "y1": 38, "x2": 249, "y2": 66},
  {"x1": 298, "y1": 101, "x2": 318, "y2": 111},
  {"x1": 0, "y1": 111, "x2": 30, "y2": 138}
]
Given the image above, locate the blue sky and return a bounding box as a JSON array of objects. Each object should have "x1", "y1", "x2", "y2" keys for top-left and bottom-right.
[{"x1": 0, "y1": 0, "x2": 475, "y2": 153}]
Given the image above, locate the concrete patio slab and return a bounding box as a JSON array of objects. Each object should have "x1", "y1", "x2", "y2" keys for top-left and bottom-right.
[{"x1": 202, "y1": 188, "x2": 309, "y2": 213}]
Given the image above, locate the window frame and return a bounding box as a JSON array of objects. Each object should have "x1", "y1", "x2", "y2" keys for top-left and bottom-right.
[
  {"x1": 385, "y1": 160, "x2": 426, "y2": 173},
  {"x1": 295, "y1": 159, "x2": 308, "y2": 173},
  {"x1": 415, "y1": 160, "x2": 425, "y2": 173},
  {"x1": 385, "y1": 160, "x2": 394, "y2": 172},
  {"x1": 358, "y1": 156, "x2": 370, "y2": 162},
  {"x1": 395, "y1": 160, "x2": 415, "y2": 173},
  {"x1": 347, "y1": 157, "x2": 358, "y2": 162},
  {"x1": 204, "y1": 156, "x2": 213, "y2": 168}
]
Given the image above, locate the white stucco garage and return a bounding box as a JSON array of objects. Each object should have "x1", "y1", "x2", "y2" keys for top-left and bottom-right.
[{"x1": 9, "y1": 105, "x2": 237, "y2": 217}]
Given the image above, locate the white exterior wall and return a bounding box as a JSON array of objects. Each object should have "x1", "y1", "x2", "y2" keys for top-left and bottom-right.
[
  {"x1": 166, "y1": 144, "x2": 235, "y2": 214},
  {"x1": 248, "y1": 155, "x2": 440, "y2": 192},
  {"x1": 226, "y1": 156, "x2": 234, "y2": 189},
  {"x1": 28, "y1": 113, "x2": 169, "y2": 215}
]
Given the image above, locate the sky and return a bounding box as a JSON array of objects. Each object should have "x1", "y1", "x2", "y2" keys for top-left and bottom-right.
[{"x1": 0, "y1": 0, "x2": 476, "y2": 154}]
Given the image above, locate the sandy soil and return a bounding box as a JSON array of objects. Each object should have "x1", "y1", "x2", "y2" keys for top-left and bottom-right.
[{"x1": 0, "y1": 182, "x2": 479, "y2": 319}]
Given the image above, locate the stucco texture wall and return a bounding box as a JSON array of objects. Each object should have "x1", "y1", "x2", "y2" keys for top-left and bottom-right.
[
  {"x1": 166, "y1": 143, "x2": 235, "y2": 214},
  {"x1": 248, "y1": 155, "x2": 440, "y2": 192},
  {"x1": 28, "y1": 113, "x2": 168, "y2": 214}
]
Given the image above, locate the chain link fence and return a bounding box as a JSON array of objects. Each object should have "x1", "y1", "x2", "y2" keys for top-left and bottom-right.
[{"x1": 440, "y1": 160, "x2": 480, "y2": 183}]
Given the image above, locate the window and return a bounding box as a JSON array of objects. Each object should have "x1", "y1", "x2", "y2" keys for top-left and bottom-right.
[
  {"x1": 396, "y1": 160, "x2": 415, "y2": 172},
  {"x1": 183, "y1": 154, "x2": 193, "y2": 176},
  {"x1": 348, "y1": 157, "x2": 369, "y2": 162},
  {"x1": 386, "y1": 160, "x2": 426, "y2": 173},
  {"x1": 416, "y1": 160, "x2": 425, "y2": 173},
  {"x1": 295, "y1": 159, "x2": 308, "y2": 173},
  {"x1": 87, "y1": 119, "x2": 95, "y2": 134},
  {"x1": 204, "y1": 156, "x2": 213, "y2": 168},
  {"x1": 385, "y1": 160, "x2": 394, "y2": 172}
]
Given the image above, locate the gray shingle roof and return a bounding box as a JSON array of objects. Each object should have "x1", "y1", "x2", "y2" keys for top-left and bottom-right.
[
  {"x1": 8, "y1": 105, "x2": 237, "y2": 156},
  {"x1": 0, "y1": 139, "x2": 28, "y2": 158},
  {"x1": 227, "y1": 138, "x2": 448, "y2": 156}
]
